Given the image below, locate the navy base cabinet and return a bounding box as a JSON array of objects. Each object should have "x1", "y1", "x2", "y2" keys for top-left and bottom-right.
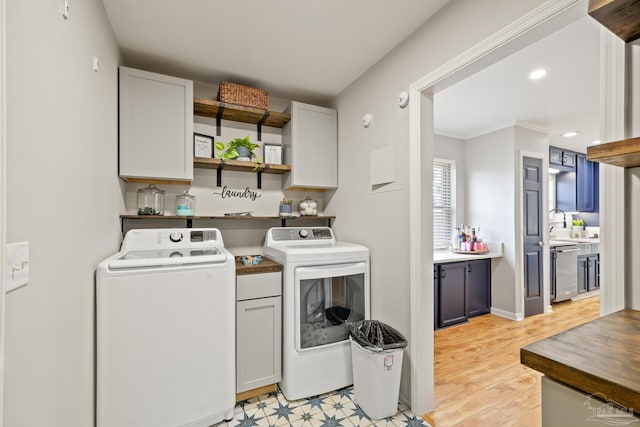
[
  {"x1": 578, "y1": 254, "x2": 599, "y2": 293},
  {"x1": 468, "y1": 259, "x2": 491, "y2": 317},
  {"x1": 435, "y1": 258, "x2": 491, "y2": 330}
]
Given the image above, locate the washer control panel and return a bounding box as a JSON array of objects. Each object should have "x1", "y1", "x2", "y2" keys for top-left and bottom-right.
[{"x1": 271, "y1": 227, "x2": 333, "y2": 241}]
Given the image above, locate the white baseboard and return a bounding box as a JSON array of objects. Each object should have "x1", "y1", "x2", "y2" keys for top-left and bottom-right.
[{"x1": 490, "y1": 307, "x2": 523, "y2": 321}]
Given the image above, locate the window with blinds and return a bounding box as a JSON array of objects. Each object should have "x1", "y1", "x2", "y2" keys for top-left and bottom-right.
[{"x1": 433, "y1": 160, "x2": 455, "y2": 249}]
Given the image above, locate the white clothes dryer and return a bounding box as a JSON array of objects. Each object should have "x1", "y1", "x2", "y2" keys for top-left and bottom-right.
[
  {"x1": 96, "y1": 228, "x2": 235, "y2": 427},
  {"x1": 263, "y1": 227, "x2": 370, "y2": 400}
]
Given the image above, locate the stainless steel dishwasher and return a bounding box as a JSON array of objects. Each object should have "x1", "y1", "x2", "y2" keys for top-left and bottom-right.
[{"x1": 552, "y1": 244, "x2": 580, "y2": 302}]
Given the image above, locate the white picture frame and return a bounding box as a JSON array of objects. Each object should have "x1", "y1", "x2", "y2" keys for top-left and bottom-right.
[
  {"x1": 194, "y1": 133, "x2": 214, "y2": 158},
  {"x1": 264, "y1": 144, "x2": 282, "y2": 165}
]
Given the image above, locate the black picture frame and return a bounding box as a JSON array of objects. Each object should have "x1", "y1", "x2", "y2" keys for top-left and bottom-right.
[
  {"x1": 194, "y1": 133, "x2": 214, "y2": 158},
  {"x1": 264, "y1": 144, "x2": 282, "y2": 165}
]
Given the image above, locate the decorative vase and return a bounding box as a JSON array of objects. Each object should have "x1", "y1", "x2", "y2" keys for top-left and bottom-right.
[
  {"x1": 279, "y1": 204, "x2": 292, "y2": 217},
  {"x1": 236, "y1": 147, "x2": 251, "y2": 161}
]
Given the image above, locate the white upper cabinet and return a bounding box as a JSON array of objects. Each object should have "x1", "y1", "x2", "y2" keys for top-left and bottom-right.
[
  {"x1": 119, "y1": 66, "x2": 193, "y2": 183},
  {"x1": 282, "y1": 102, "x2": 337, "y2": 189}
]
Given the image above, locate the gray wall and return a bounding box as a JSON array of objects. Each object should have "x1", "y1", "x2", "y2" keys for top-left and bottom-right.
[
  {"x1": 434, "y1": 134, "x2": 466, "y2": 228},
  {"x1": 5, "y1": 0, "x2": 122, "y2": 425},
  {"x1": 328, "y1": 0, "x2": 548, "y2": 404}
]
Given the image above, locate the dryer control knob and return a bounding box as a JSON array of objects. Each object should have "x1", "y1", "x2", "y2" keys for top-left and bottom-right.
[
  {"x1": 169, "y1": 231, "x2": 183, "y2": 242},
  {"x1": 299, "y1": 229, "x2": 309, "y2": 238}
]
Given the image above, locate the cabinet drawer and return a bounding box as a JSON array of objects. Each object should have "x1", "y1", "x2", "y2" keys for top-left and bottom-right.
[{"x1": 237, "y1": 272, "x2": 281, "y2": 301}]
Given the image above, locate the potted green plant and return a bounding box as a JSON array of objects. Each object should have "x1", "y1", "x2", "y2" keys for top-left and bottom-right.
[
  {"x1": 216, "y1": 135, "x2": 261, "y2": 162},
  {"x1": 279, "y1": 198, "x2": 293, "y2": 217}
]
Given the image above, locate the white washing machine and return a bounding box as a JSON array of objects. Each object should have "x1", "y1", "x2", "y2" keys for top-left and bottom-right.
[
  {"x1": 263, "y1": 227, "x2": 370, "y2": 400},
  {"x1": 96, "y1": 228, "x2": 235, "y2": 427}
]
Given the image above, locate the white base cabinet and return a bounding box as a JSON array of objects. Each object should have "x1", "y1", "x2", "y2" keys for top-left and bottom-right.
[
  {"x1": 119, "y1": 66, "x2": 193, "y2": 183},
  {"x1": 236, "y1": 271, "x2": 282, "y2": 393},
  {"x1": 283, "y1": 101, "x2": 337, "y2": 190}
]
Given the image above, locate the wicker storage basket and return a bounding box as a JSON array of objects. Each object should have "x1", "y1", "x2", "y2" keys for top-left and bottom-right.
[{"x1": 217, "y1": 82, "x2": 268, "y2": 110}]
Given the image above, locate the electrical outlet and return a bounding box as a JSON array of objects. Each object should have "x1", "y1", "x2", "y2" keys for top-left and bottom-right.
[{"x1": 5, "y1": 242, "x2": 29, "y2": 292}]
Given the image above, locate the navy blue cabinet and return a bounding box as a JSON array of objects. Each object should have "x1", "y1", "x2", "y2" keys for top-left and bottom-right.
[
  {"x1": 578, "y1": 254, "x2": 599, "y2": 292},
  {"x1": 434, "y1": 259, "x2": 491, "y2": 330},
  {"x1": 434, "y1": 262, "x2": 467, "y2": 329},
  {"x1": 576, "y1": 154, "x2": 599, "y2": 212},
  {"x1": 549, "y1": 146, "x2": 575, "y2": 170},
  {"x1": 468, "y1": 259, "x2": 491, "y2": 317},
  {"x1": 555, "y1": 152, "x2": 599, "y2": 213}
]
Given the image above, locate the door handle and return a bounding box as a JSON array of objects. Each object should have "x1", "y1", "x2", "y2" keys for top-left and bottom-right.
[
  {"x1": 467, "y1": 264, "x2": 472, "y2": 273},
  {"x1": 538, "y1": 241, "x2": 544, "y2": 247},
  {"x1": 441, "y1": 270, "x2": 446, "y2": 279}
]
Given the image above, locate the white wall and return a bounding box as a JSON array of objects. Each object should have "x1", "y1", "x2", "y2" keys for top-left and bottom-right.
[
  {"x1": 4, "y1": 0, "x2": 122, "y2": 425},
  {"x1": 434, "y1": 134, "x2": 466, "y2": 227},
  {"x1": 328, "y1": 0, "x2": 548, "y2": 406},
  {"x1": 465, "y1": 127, "x2": 517, "y2": 315}
]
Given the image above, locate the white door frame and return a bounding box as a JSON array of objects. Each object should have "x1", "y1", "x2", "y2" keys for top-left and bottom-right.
[
  {"x1": 407, "y1": 0, "x2": 625, "y2": 415},
  {"x1": 0, "y1": 0, "x2": 7, "y2": 424}
]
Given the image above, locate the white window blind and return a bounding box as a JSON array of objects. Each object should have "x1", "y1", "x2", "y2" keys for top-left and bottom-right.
[{"x1": 433, "y1": 160, "x2": 455, "y2": 249}]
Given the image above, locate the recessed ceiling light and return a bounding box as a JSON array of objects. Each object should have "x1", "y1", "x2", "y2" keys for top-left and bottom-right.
[
  {"x1": 592, "y1": 140, "x2": 601, "y2": 145},
  {"x1": 562, "y1": 131, "x2": 579, "y2": 138},
  {"x1": 529, "y1": 69, "x2": 547, "y2": 80}
]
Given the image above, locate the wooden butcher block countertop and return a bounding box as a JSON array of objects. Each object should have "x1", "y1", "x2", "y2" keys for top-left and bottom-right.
[
  {"x1": 521, "y1": 309, "x2": 640, "y2": 413},
  {"x1": 235, "y1": 256, "x2": 282, "y2": 275}
]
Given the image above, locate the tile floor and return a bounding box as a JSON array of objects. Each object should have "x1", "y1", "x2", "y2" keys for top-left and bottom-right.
[{"x1": 216, "y1": 386, "x2": 431, "y2": 427}]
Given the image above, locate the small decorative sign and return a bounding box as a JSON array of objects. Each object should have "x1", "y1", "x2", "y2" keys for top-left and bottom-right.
[
  {"x1": 212, "y1": 186, "x2": 262, "y2": 202},
  {"x1": 264, "y1": 144, "x2": 282, "y2": 165},
  {"x1": 194, "y1": 133, "x2": 214, "y2": 158}
]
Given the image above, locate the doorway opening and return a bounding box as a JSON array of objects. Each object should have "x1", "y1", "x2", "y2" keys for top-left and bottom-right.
[{"x1": 407, "y1": 0, "x2": 625, "y2": 416}]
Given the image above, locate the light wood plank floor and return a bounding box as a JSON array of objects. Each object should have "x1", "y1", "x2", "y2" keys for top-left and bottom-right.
[{"x1": 429, "y1": 295, "x2": 600, "y2": 427}]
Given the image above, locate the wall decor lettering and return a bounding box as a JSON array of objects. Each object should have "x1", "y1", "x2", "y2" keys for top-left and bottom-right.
[{"x1": 212, "y1": 186, "x2": 262, "y2": 202}]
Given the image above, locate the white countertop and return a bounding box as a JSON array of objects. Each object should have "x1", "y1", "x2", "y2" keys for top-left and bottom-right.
[
  {"x1": 550, "y1": 237, "x2": 600, "y2": 244},
  {"x1": 434, "y1": 242, "x2": 503, "y2": 263}
]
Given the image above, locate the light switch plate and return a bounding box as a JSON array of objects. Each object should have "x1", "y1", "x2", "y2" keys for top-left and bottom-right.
[{"x1": 5, "y1": 242, "x2": 29, "y2": 292}]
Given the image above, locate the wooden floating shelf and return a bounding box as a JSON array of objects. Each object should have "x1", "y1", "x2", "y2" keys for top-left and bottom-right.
[
  {"x1": 588, "y1": 0, "x2": 640, "y2": 43},
  {"x1": 194, "y1": 98, "x2": 291, "y2": 128},
  {"x1": 587, "y1": 136, "x2": 640, "y2": 168},
  {"x1": 120, "y1": 214, "x2": 336, "y2": 231},
  {"x1": 121, "y1": 215, "x2": 335, "y2": 221},
  {"x1": 194, "y1": 157, "x2": 291, "y2": 174}
]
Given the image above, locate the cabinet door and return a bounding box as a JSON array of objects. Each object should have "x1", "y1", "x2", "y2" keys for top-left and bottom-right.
[
  {"x1": 237, "y1": 296, "x2": 282, "y2": 393},
  {"x1": 576, "y1": 154, "x2": 599, "y2": 212},
  {"x1": 467, "y1": 259, "x2": 491, "y2": 317},
  {"x1": 434, "y1": 265, "x2": 439, "y2": 330},
  {"x1": 437, "y1": 262, "x2": 467, "y2": 329},
  {"x1": 283, "y1": 102, "x2": 337, "y2": 189},
  {"x1": 119, "y1": 66, "x2": 193, "y2": 182},
  {"x1": 587, "y1": 255, "x2": 599, "y2": 291},
  {"x1": 550, "y1": 250, "x2": 557, "y2": 301},
  {"x1": 562, "y1": 152, "x2": 576, "y2": 168},
  {"x1": 549, "y1": 147, "x2": 564, "y2": 166},
  {"x1": 577, "y1": 256, "x2": 588, "y2": 294}
]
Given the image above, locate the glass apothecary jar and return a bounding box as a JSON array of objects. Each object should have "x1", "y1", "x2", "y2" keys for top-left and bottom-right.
[
  {"x1": 299, "y1": 196, "x2": 318, "y2": 216},
  {"x1": 137, "y1": 184, "x2": 165, "y2": 216},
  {"x1": 176, "y1": 191, "x2": 196, "y2": 216}
]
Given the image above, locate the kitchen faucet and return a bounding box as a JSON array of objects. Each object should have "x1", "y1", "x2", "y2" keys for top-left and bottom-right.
[{"x1": 548, "y1": 208, "x2": 567, "y2": 231}]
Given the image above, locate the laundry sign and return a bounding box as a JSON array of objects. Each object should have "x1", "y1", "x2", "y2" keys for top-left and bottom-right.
[{"x1": 212, "y1": 186, "x2": 262, "y2": 202}]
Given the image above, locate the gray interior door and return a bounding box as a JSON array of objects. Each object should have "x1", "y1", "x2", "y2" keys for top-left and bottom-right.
[{"x1": 523, "y1": 157, "x2": 544, "y2": 317}]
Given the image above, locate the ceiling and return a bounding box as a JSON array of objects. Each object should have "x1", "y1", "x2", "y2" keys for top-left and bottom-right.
[
  {"x1": 434, "y1": 16, "x2": 602, "y2": 154},
  {"x1": 100, "y1": 0, "x2": 450, "y2": 104}
]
